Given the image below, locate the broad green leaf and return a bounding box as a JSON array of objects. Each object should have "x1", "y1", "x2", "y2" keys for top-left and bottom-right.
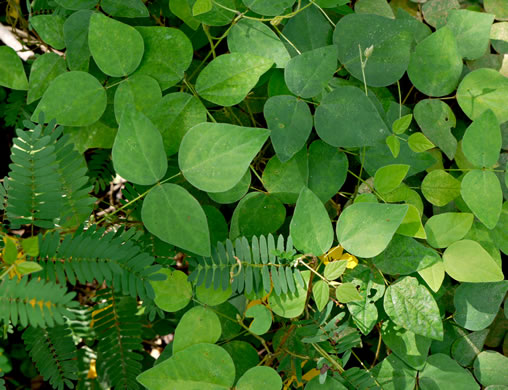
[
  {"x1": 452, "y1": 329, "x2": 489, "y2": 367},
  {"x1": 384, "y1": 276, "x2": 443, "y2": 340},
  {"x1": 344, "y1": 265, "x2": 385, "y2": 335},
  {"x1": 245, "y1": 305, "x2": 272, "y2": 335},
  {"x1": 446, "y1": 9, "x2": 494, "y2": 60},
  {"x1": 236, "y1": 366, "x2": 282, "y2": 390},
  {"x1": 264, "y1": 95, "x2": 312, "y2": 163},
  {"x1": 284, "y1": 46, "x2": 337, "y2": 98},
  {"x1": 461, "y1": 170, "x2": 503, "y2": 229},
  {"x1": 137, "y1": 343, "x2": 235, "y2": 390},
  {"x1": 27, "y1": 53, "x2": 66, "y2": 104},
  {"x1": 408, "y1": 133, "x2": 435, "y2": 153},
  {"x1": 474, "y1": 351, "x2": 508, "y2": 387},
  {"x1": 326, "y1": 262, "x2": 348, "y2": 284},
  {"x1": 192, "y1": 0, "x2": 212, "y2": 15},
  {"x1": 355, "y1": 0, "x2": 394, "y2": 18},
  {"x1": 179, "y1": 123, "x2": 269, "y2": 193},
  {"x1": 101, "y1": 0, "x2": 149, "y2": 18},
  {"x1": 88, "y1": 13, "x2": 144, "y2": 77},
  {"x1": 336, "y1": 203, "x2": 408, "y2": 258},
  {"x1": 374, "y1": 164, "x2": 409, "y2": 194},
  {"x1": 192, "y1": 0, "x2": 237, "y2": 26},
  {"x1": 283, "y1": 5, "x2": 332, "y2": 55},
  {"x1": 133, "y1": 27, "x2": 193, "y2": 90},
  {"x1": 425, "y1": 212, "x2": 474, "y2": 248},
  {"x1": 173, "y1": 306, "x2": 221, "y2": 353},
  {"x1": 269, "y1": 271, "x2": 309, "y2": 319},
  {"x1": 312, "y1": 280, "x2": 329, "y2": 312},
  {"x1": 195, "y1": 53, "x2": 273, "y2": 106},
  {"x1": 381, "y1": 320, "x2": 431, "y2": 370},
  {"x1": 63, "y1": 10, "x2": 93, "y2": 71},
  {"x1": 392, "y1": 114, "x2": 412, "y2": 134},
  {"x1": 32, "y1": 71, "x2": 106, "y2": 126},
  {"x1": 315, "y1": 86, "x2": 390, "y2": 148},
  {"x1": 443, "y1": 240, "x2": 504, "y2": 282},
  {"x1": 30, "y1": 15, "x2": 66, "y2": 50},
  {"x1": 453, "y1": 281, "x2": 508, "y2": 331},
  {"x1": 222, "y1": 341, "x2": 258, "y2": 382},
  {"x1": 419, "y1": 354, "x2": 480, "y2": 390},
  {"x1": 142, "y1": 183, "x2": 211, "y2": 256},
  {"x1": 21, "y1": 236, "x2": 39, "y2": 257},
  {"x1": 386, "y1": 135, "x2": 400, "y2": 158},
  {"x1": 65, "y1": 119, "x2": 116, "y2": 153},
  {"x1": 112, "y1": 108, "x2": 167, "y2": 185},
  {"x1": 263, "y1": 148, "x2": 308, "y2": 204},
  {"x1": 407, "y1": 26, "x2": 463, "y2": 97},
  {"x1": 462, "y1": 109, "x2": 501, "y2": 168},
  {"x1": 484, "y1": 0, "x2": 508, "y2": 20},
  {"x1": 414, "y1": 99, "x2": 457, "y2": 160},
  {"x1": 147, "y1": 92, "x2": 206, "y2": 156},
  {"x1": 114, "y1": 75, "x2": 162, "y2": 122},
  {"x1": 169, "y1": 0, "x2": 200, "y2": 30},
  {"x1": 382, "y1": 183, "x2": 424, "y2": 215},
  {"x1": 396, "y1": 204, "x2": 426, "y2": 239},
  {"x1": 421, "y1": 170, "x2": 461, "y2": 207},
  {"x1": 490, "y1": 201, "x2": 508, "y2": 255},
  {"x1": 373, "y1": 354, "x2": 417, "y2": 390},
  {"x1": 229, "y1": 193, "x2": 286, "y2": 240},
  {"x1": 242, "y1": 0, "x2": 295, "y2": 16},
  {"x1": 151, "y1": 269, "x2": 192, "y2": 312},
  {"x1": 290, "y1": 187, "x2": 333, "y2": 256},
  {"x1": 196, "y1": 284, "x2": 232, "y2": 307},
  {"x1": 334, "y1": 14, "x2": 412, "y2": 87},
  {"x1": 418, "y1": 261, "x2": 445, "y2": 293},
  {"x1": 208, "y1": 170, "x2": 250, "y2": 204},
  {"x1": 335, "y1": 283, "x2": 362, "y2": 303},
  {"x1": 0, "y1": 46, "x2": 28, "y2": 90},
  {"x1": 373, "y1": 235, "x2": 440, "y2": 275},
  {"x1": 55, "y1": 0, "x2": 96, "y2": 10},
  {"x1": 422, "y1": 0, "x2": 459, "y2": 28},
  {"x1": 228, "y1": 19, "x2": 290, "y2": 68},
  {"x1": 16, "y1": 261, "x2": 43, "y2": 276},
  {"x1": 457, "y1": 68, "x2": 508, "y2": 123},
  {"x1": 308, "y1": 140, "x2": 348, "y2": 203}
]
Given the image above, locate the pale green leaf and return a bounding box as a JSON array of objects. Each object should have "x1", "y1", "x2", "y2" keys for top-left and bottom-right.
[
  {"x1": 374, "y1": 164, "x2": 409, "y2": 194},
  {"x1": 31, "y1": 15, "x2": 66, "y2": 50},
  {"x1": 324, "y1": 260, "x2": 347, "y2": 281},
  {"x1": 421, "y1": 169, "x2": 461, "y2": 207},
  {"x1": 474, "y1": 351, "x2": 508, "y2": 387},
  {"x1": 336, "y1": 203, "x2": 408, "y2": 258},
  {"x1": 179, "y1": 122, "x2": 269, "y2": 193},
  {"x1": 141, "y1": 183, "x2": 211, "y2": 256},
  {"x1": 419, "y1": 354, "x2": 480, "y2": 390},
  {"x1": 173, "y1": 306, "x2": 221, "y2": 354},
  {"x1": 384, "y1": 276, "x2": 443, "y2": 340},
  {"x1": 137, "y1": 343, "x2": 235, "y2": 390},
  {"x1": 461, "y1": 170, "x2": 503, "y2": 229},
  {"x1": 0, "y1": 46, "x2": 29, "y2": 90},
  {"x1": 418, "y1": 261, "x2": 445, "y2": 293},
  {"x1": 312, "y1": 280, "x2": 329, "y2": 312},
  {"x1": 195, "y1": 53, "x2": 273, "y2": 106},
  {"x1": 112, "y1": 108, "x2": 167, "y2": 185},
  {"x1": 425, "y1": 212, "x2": 474, "y2": 248},
  {"x1": 462, "y1": 109, "x2": 501, "y2": 168},
  {"x1": 32, "y1": 71, "x2": 106, "y2": 126},
  {"x1": 114, "y1": 75, "x2": 162, "y2": 122},
  {"x1": 407, "y1": 26, "x2": 463, "y2": 97},
  {"x1": 290, "y1": 187, "x2": 333, "y2": 256},
  {"x1": 443, "y1": 240, "x2": 504, "y2": 282},
  {"x1": 151, "y1": 269, "x2": 192, "y2": 312},
  {"x1": 88, "y1": 13, "x2": 144, "y2": 77},
  {"x1": 336, "y1": 283, "x2": 362, "y2": 303}
]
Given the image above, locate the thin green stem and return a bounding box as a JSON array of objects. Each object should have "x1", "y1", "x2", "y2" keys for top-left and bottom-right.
[
  {"x1": 249, "y1": 165, "x2": 265, "y2": 187},
  {"x1": 309, "y1": 0, "x2": 334, "y2": 26},
  {"x1": 273, "y1": 24, "x2": 301, "y2": 55}
]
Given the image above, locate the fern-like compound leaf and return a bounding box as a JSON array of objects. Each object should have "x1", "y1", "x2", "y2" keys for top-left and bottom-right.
[
  {"x1": 93, "y1": 289, "x2": 143, "y2": 390},
  {"x1": 188, "y1": 234, "x2": 301, "y2": 296},
  {"x1": 0, "y1": 277, "x2": 78, "y2": 328},
  {"x1": 23, "y1": 325, "x2": 78, "y2": 390},
  {"x1": 36, "y1": 225, "x2": 162, "y2": 300}
]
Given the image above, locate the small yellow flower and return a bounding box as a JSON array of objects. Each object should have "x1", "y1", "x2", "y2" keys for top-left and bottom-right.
[
  {"x1": 340, "y1": 253, "x2": 359, "y2": 269},
  {"x1": 320, "y1": 245, "x2": 344, "y2": 265}
]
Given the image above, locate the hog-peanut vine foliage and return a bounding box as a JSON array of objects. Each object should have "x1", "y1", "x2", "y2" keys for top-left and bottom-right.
[{"x1": 0, "y1": 0, "x2": 508, "y2": 388}]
